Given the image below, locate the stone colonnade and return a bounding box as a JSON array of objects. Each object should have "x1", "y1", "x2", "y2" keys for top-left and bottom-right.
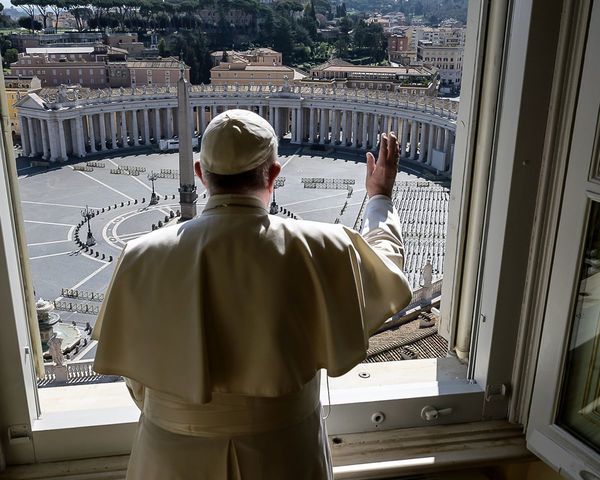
[{"x1": 18, "y1": 89, "x2": 456, "y2": 172}]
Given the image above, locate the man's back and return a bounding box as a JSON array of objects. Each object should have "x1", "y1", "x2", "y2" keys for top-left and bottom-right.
[{"x1": 93, "y1": 193, "x2": 410, "y2": 404}]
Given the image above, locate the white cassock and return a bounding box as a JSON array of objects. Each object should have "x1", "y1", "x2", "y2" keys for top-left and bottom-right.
[{"x1": 92, "y1": 193, "x2": 412, "y2": 480}]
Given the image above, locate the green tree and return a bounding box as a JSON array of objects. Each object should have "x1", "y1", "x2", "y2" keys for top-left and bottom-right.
[
  {"x1": 272, "y1": 16, "x2": 293, "y2": 62},
  {"x1": 157, "y1": 37, "x2": 167, "y2": 57},
  {"x1": 352, "y1": 20, "x2": 386, "y2": 62},
  {"x1": 48, "y1": 0, "x2": 67, "y2": 31},
  {"x1": 18, "y1": 16, "x2": 42, "y2": 31},
  {"x1": 4, "y1": 48, "x2": 18, "y2": 66}
]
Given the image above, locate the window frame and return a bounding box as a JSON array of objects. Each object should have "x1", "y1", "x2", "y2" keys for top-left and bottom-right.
[
  {"x1": 0, "y1": 0, "x2": 562, "y2": 468},
  {"x1": 526, "y1": 0, "x2": 600, "y2": 475}
]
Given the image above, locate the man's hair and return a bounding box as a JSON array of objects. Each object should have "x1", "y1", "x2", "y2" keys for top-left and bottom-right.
[{"x1": 203, "y1": 153, "x2": 275, "y2": 193}]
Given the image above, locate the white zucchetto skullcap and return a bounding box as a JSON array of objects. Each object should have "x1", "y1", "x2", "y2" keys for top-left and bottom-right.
[{"x1": 200, "y1": 109, "x2": 277, "y2": 175}]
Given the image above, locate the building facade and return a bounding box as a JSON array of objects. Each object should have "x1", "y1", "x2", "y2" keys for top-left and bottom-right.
[
  {"x1": 387, "y1": 34, "x2": 414, "y2": 64},
  {"x1": 10, "y1": 46, "x2": 188, "y2": 89},
  {"x1": 8, "y1": 32, "x2": 104, "y2": 51},
  {"x1": 15, "y1": 84, "x2": 457, "y2": 174},
  {"x1": 307, "y1": 59, "x2": 439, "y2": 95},
  {"x1": 211, "y1": 63, "x2": 304, "y2": 86},
  {"x1": 417, "y1": 42, "x2": 463, "y2": 93},
  {"x1": 4, "y1": 75, "x2": 41, "y2": 138}
]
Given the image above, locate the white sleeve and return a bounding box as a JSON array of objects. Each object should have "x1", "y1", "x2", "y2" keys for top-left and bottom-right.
[{"x1": 360, "y1": 195, "x2": 405, "y2": 271}]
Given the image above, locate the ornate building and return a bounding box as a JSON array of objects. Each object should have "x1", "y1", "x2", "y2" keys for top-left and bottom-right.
[{"x1": 15, "y1": 83, "x2": 457, "y2": 174}]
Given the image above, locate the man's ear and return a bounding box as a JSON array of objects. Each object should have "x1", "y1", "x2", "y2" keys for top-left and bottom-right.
[
  {"x1": 195, "y1": 161, "x2": 206, "y2": 187},
  {"x1": 267, "y1": 161, "x2": 282, "y2": 192}
]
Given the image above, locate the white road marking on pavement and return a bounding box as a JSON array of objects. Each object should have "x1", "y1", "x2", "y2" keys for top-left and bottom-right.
[
  {"x1": 24, "y1": 220, "x2": 75, "y2": 227},
  {"x1": 280, "y1": 147, "x2": 303, "y2": 171},
  {"x1": 54, "y1": 262, "x2": 112, "y2": 302},
  {"x1": 27, "y1": 239, "x2": 72, "y2": 247},
  {"x1": 69, "y1": 166, "x2": 134, "y2": 201},
  {"x1": 107, "y1": 159, "x2": 162, "y2": 196},
  {"x1": 296, "y1": 201, "x2": 364, "y2": 215},
  {"x1": 30, "y1": 251, "x2": 76, "y2": 260},
  {"x1": 118, "y1": 230, "x2": 151, "y2": 240},
  {"x1": 281, "y1": 191, "x2": 348, "y2": 207},
  {"x1": 22, "y1": 200, "x2": 101, "y2": 210}
]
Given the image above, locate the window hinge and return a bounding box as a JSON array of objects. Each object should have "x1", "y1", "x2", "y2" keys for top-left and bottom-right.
[
  {"x1": 485, "y1": 383, "x2": 510, "y2": 402},
  {"x1": 8, "y1": 424, "x2": 31, "y2": 446}
]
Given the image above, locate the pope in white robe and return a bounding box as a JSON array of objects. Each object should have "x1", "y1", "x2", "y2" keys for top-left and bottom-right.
[{"x1": 92, "y1": 109, "x2": 412, "y2": 479}]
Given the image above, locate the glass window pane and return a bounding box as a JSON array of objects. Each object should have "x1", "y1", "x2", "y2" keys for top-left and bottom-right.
[{"x1": 558, "y1": 200, "x2": 600, "y2": 452}]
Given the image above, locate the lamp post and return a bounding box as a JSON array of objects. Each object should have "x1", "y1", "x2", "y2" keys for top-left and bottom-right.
[
  {"x1": 148, "y1": 171, "x2": 159, "y2": 205},
  {"x1": 81, "y1": 205, "x2": 96, "y2": 246},
  {"x1": 270, "y1": 177, "x2": 286, "y2": 215}
]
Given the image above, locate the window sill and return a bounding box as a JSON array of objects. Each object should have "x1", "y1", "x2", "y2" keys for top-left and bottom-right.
[
  {"x1": 30, "y1": 357, "x2": 484, "y2": 462},
  {"x1": 2, "y1": 421, "x2": 531, "y2": 480}
]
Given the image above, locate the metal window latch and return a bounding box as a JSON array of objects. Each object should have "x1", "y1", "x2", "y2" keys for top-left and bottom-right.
[
  {"x1": 8, "y1": 424, "x2": 31, "y2": 445},
  {"x1": 420, "y1": 405, "x2": 453, "y2": 421}
]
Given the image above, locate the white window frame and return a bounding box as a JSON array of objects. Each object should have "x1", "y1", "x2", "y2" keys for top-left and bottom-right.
[
  {"x1": 0, "y1": 0, "x2": 570, "y2": 472},
  {"x1": 526, "y1": 0, "x2": 600, "y2": 476}
]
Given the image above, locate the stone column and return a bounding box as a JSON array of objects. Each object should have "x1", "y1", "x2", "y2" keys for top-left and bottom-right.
[
  {"x1": 131, "y1": 110, "x2": 139, "y2": 146},
  {"x1": 331, "y1": 110, "x2": 339, "y2": 144},
  {"x1": 172, "y1": 107, "x2": 178, "y2": 137},
  {"x1": 34, "y1": 119, "x2": 43, "y2": 154},
  {"x1": 309, "y1": 107, "x2": 315, "y2": 144},
  {"x1": 290, "y1": 108, "x2": 297, "y2": 143},
  {"x1": 77, "y1": 116, "x2": 86, "y2": 156},
  {"x1": 110, "y1": 112, "x2": 117, "y2": 149},
  {"x1": 40, "y1": 119, "x2": 50, "y2": 159},
  {"x1": 383, "y1": 115, "x2": 389, "y2": 135},
  {"x1": 361, "y1": 112, "x2": 368, "y2": 149},
  {"x1": 19, "y1": 117, "x2": 30, "y2": 156},
  {"x1": 88, "y1": 115, "x2": 97, "y2": 153},
  {"x1": 199, "y1": 106, "x2": 206, "y2": 135},
  {"x1": 274, "y1": 107, "x2": 281, "y2": 139},
  {"x1": 26, "y1": 117, "x2": 37, "y2": 156},
  {"x1": 392, "y1": 117, "x2": 399, "y2": 138},
  {"x1": 371, "y1": 113, "x2": 379, "y2": 148},
  {"x1": 419, "y1": 123, "x2": 429, "y2": 162},
  {"x1": 166, "y1": 107, "x2": 174, "y2": 138},
  {"x1": 443, "y1": 129, "x2": 452, "y2": 170},
  {"x1": 99, "y1": 113, "x2": 107, "y2": 151},
  {"x1": 401, "y1": 119, "x2": 409, "y2": 157},
  {"x1": 436, "y1": 126, "x2": 444, "y2": 150},
  {"x1": 341, "y1": 110, "x2": 348, "y2": 145},
  {"x1": 142, "y1": 109, "x2": 150, "y2": 144},
  {"x1": 319, "y1": 109, "x2": 326, "y2": 144},
  {"x1": 57, "y1": 119, "x2": 67, "y2": 161},
  {"x1": 409, "y1": 121, "x2": 418, "y2": 159},
  {"x1": 294, "y1": 108, "x2": 302, "y2": 144},
  {"x1": 71, "y1": 117, "x2": 84, "y2": 157},
  {"x1": 154, "y1": 108, "x2": 162, "y2": 141},
  {"x1": 120, "y1": 111, "x2": 128, "y2": 147},
  {"x1": 48, "y1": 120, "x2": 60, "y2": 161},
  {"x1": 351, "y1": 111, "x2": 358, "y2": 148},
  {"x1": 427, "y1": 125, "x2": 436, "y2": 165}
]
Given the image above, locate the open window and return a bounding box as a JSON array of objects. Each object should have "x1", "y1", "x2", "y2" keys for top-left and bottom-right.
[
  {"x1": 0, "y1": 0, "x2": 582, "y2": 475},
  {"x1": 527, "y1": 1, "x2": 600, "y2": 477}
]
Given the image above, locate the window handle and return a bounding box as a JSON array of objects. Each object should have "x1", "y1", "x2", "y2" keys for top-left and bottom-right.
[{"x1": 420, "y1": 405, "x2": 453, "y2": 421}]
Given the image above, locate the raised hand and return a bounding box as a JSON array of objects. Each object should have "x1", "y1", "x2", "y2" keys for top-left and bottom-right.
[{"x1": 365, "y1": 132, "x2": 399, "y2": 198}]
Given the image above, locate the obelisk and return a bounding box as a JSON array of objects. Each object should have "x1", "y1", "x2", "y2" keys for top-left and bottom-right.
[{"x1": 177, "y1": 62, "x2": 197, "y2": 220}]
